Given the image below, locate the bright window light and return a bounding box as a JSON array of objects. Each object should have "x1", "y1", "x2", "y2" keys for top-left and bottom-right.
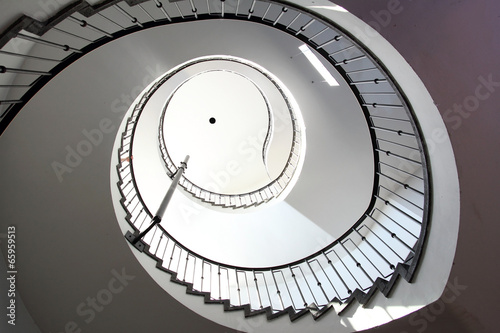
[
  {"x1": 299, "y1": 44, "x2": 339, "y2": 86},
  {"x1": 310, "y1": 5, "x2": 348, "y2": 12}
]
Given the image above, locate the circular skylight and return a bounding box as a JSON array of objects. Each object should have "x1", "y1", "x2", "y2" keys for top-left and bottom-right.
[{"x1": 158, "y1": 56, "x2": 306, "y2": 209}]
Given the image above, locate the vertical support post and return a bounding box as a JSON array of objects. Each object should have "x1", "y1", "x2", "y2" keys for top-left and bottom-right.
[{"x1": 125, "y1": 155, "x2": 189, "y2": 251}]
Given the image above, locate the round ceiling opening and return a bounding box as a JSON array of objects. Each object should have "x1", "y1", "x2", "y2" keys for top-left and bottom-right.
[{"x1": 158, "y1": 56, "x2": 306, "y2": 209}]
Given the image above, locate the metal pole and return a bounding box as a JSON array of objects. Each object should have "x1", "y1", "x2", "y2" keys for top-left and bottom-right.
[
  {"x1": 155, "y1": 155, "x2": 189, "y2": 219},
  {"x1": 126, "y1": 155, "x2": 189, "y2": 250}
]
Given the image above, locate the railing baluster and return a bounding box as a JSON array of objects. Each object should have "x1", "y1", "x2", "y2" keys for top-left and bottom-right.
[
  {"x1": 189, "y1": 0, "x2": 198, "y2": 18},
  {"x1": 373, "y1": 208, "x2": 419, "y2": 239},
  {"x1": 380, "y1": 185, "x2": 423, "y2": 211},
  {"x1": 201, "y1": 260, "x2": 205, "y2": 291},
  {"x1": 379, "y1": 161, "x2": 424, "y2": 181},
  {"x1": 375, "y1": 196, "x2": 422, "y2": 224},
  {"x1": 235, "y1": 270, "x2": 242, "y2": 306},
  {"x1": 262, "y1": 3, "x2": 272, "y2": 21},
  {"x1": 148, "y1": 225, "x2": 160, "y2": 251},
  {"x1": 277, "y1": 270, "x2": 297, "y2": 310},
  {"x1": 376, "y1": 137, "x2": 419, "y2": 151},
  {"x1": 295, "y1": 18, "x2": 313, "y2": 35},
  {"x1": 308, "y1": 27, "x2": 328, "y2": 41},
  {"x1": 347, "y1": 237, "x2": 387, "y2": 277},
  {"x1": 290, "y1": 266, "x2": 307, "y2": 307},
  {"x1": 370, "y1": 117, "x2": 410, "y2": 126},
  {"x1": 0, "y1": 50, "x2": 60, "y2": 62},
  {"x1": 0, "y1": 100, "x2": 23, "y2": 105},
  {"x1": 247, "y1": 0, "x2": 256, "y2": 19},
  {"x1": 207, "y1": 0, "x2": 212, "y2": 15},
  {"x1": 287, "y1": 12, "x2": 301, "y2": 30},
  {"x1": 183, "y1": 252, "x2": 190, "y2": 281},
  {"x1": 174, "y1": 2, "x2": 185, "y2": 19},
  {"x1": 115, "y1": 4, "x2": 143, "y2": 28},
  {"x1": 311, "y1": 258, "x2": 341, "y2": 300},
  {"x1": 306, "y1": 260, "x2": 329, "y2": 303},
  {"x1": 377, "y1": 171, "x2": 424, "y2": 196},
  {"x1": 52, "y1": 27, "x2": 94, "y2": 43},
  {"x1": 297, "y1": 265, "x2": 320, "y2": 306},
  {"x1": 359, "y1": 224, "x2": 407, "y2": 261},
  {"x1": 316, "y1": 35, "x2": 341, "y2": 49},
  {"x1": 176, "y1": 248, "x2": 184, "y2": 276},
  {"x1": 189, "y1": 256, "x2": 197, "y2": 286},
  {"x1": 335, "y1": 55, "x2": 366, "y2": 65},
  {"x1": 0, "y1": 66, "x2": 52, "y2": 76},
  {"x1": 97, "y1": 12, "x2": 126, "y2": 29},
  {"x1": 208, "y1": 263, "x2": 212, "y2": 295},
  {"x1": 224, "y1": 268, "x2": 231, "y2": 301},
  {"x1": 218, "y1": 265, "x2": 222, "y2": 299},
  {"x1": 138, "y1": 3, "x2": 156, "y2": 22},
  {"x1": 364, "y1": 103, "x2": 404, "y2": 109},
  {"x1": 168, "y1": 244, "x2": 176, "y2": 270},
  {"x1": 271, "y1": 270, "x2": 285, "y2": 310},
  {"x1": 253, "y1": 270, "x2": 263, "y2": 308},
  {"x1": 154, "y1": 234, "x2": 164, "y2": 256},
  {"x1": 346, "y1": 67, "x2": 378, "y2": 75},
  {"x1": 160, "y1": 234, "x2": 170, "y2": 260},
  {"x1": 16, "y1": 33, "x2": 82, "y2": 53},
  {"x1": 138, "y1": 213, "x2": 149, "y2": 231},
  {"x1": 68, "y1": 16, "x2": 113, "y2": 37},
  {"x1": 273, "y1": 6, "x2": 287, "y2": 26},
  {"x1": 369, "y1": 217, "x2": 417, "y2": 254},
  {"x1": 123, "y1": 182, "x2": 135, "y2": 197},
  {"x1": 349, "y1": 78, "x2": 387, "y2": 85},
  {"x1": 332, "y1": 247, "x2": 362, "y2": 291},
  {"x1": 153, "y1": 0, "x2": 172, "y2": 21},
  {"x1": 340, "y1": 241, "x2": 374, "y2": 285},
  {"x1": 375, "y1": 148, "x2": 421, "y2": 165},
  {"x1": 329, "y1": 44, "x2": 355, "y2": 56},
  {"x1": 125, "y1": 191, "x2": 137, "y2": 206}
]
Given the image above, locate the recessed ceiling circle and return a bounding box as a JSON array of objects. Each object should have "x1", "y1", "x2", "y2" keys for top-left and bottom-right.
[{"x1": 157, "y1": 55, "x2": 306, "y2": 209}]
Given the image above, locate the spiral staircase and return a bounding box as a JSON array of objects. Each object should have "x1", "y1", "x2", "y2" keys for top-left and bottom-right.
[{"x1": 0, "y1": 1, "x2": 461, "y2": 332}]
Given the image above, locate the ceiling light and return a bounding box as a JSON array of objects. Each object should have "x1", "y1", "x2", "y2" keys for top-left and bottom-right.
[{"x1": 299, "y1": 44, "x2": 339, "y2": 86}]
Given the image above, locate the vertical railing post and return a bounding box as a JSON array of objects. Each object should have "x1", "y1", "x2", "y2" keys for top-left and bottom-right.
[{"x1": 125, "y1": 155, "x2": 189, "y2": 251}]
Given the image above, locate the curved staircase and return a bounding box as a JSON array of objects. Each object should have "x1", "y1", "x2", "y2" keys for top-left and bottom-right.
[{"x1": 1, "y1": 0, "x2": 430, "y2": 325}]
